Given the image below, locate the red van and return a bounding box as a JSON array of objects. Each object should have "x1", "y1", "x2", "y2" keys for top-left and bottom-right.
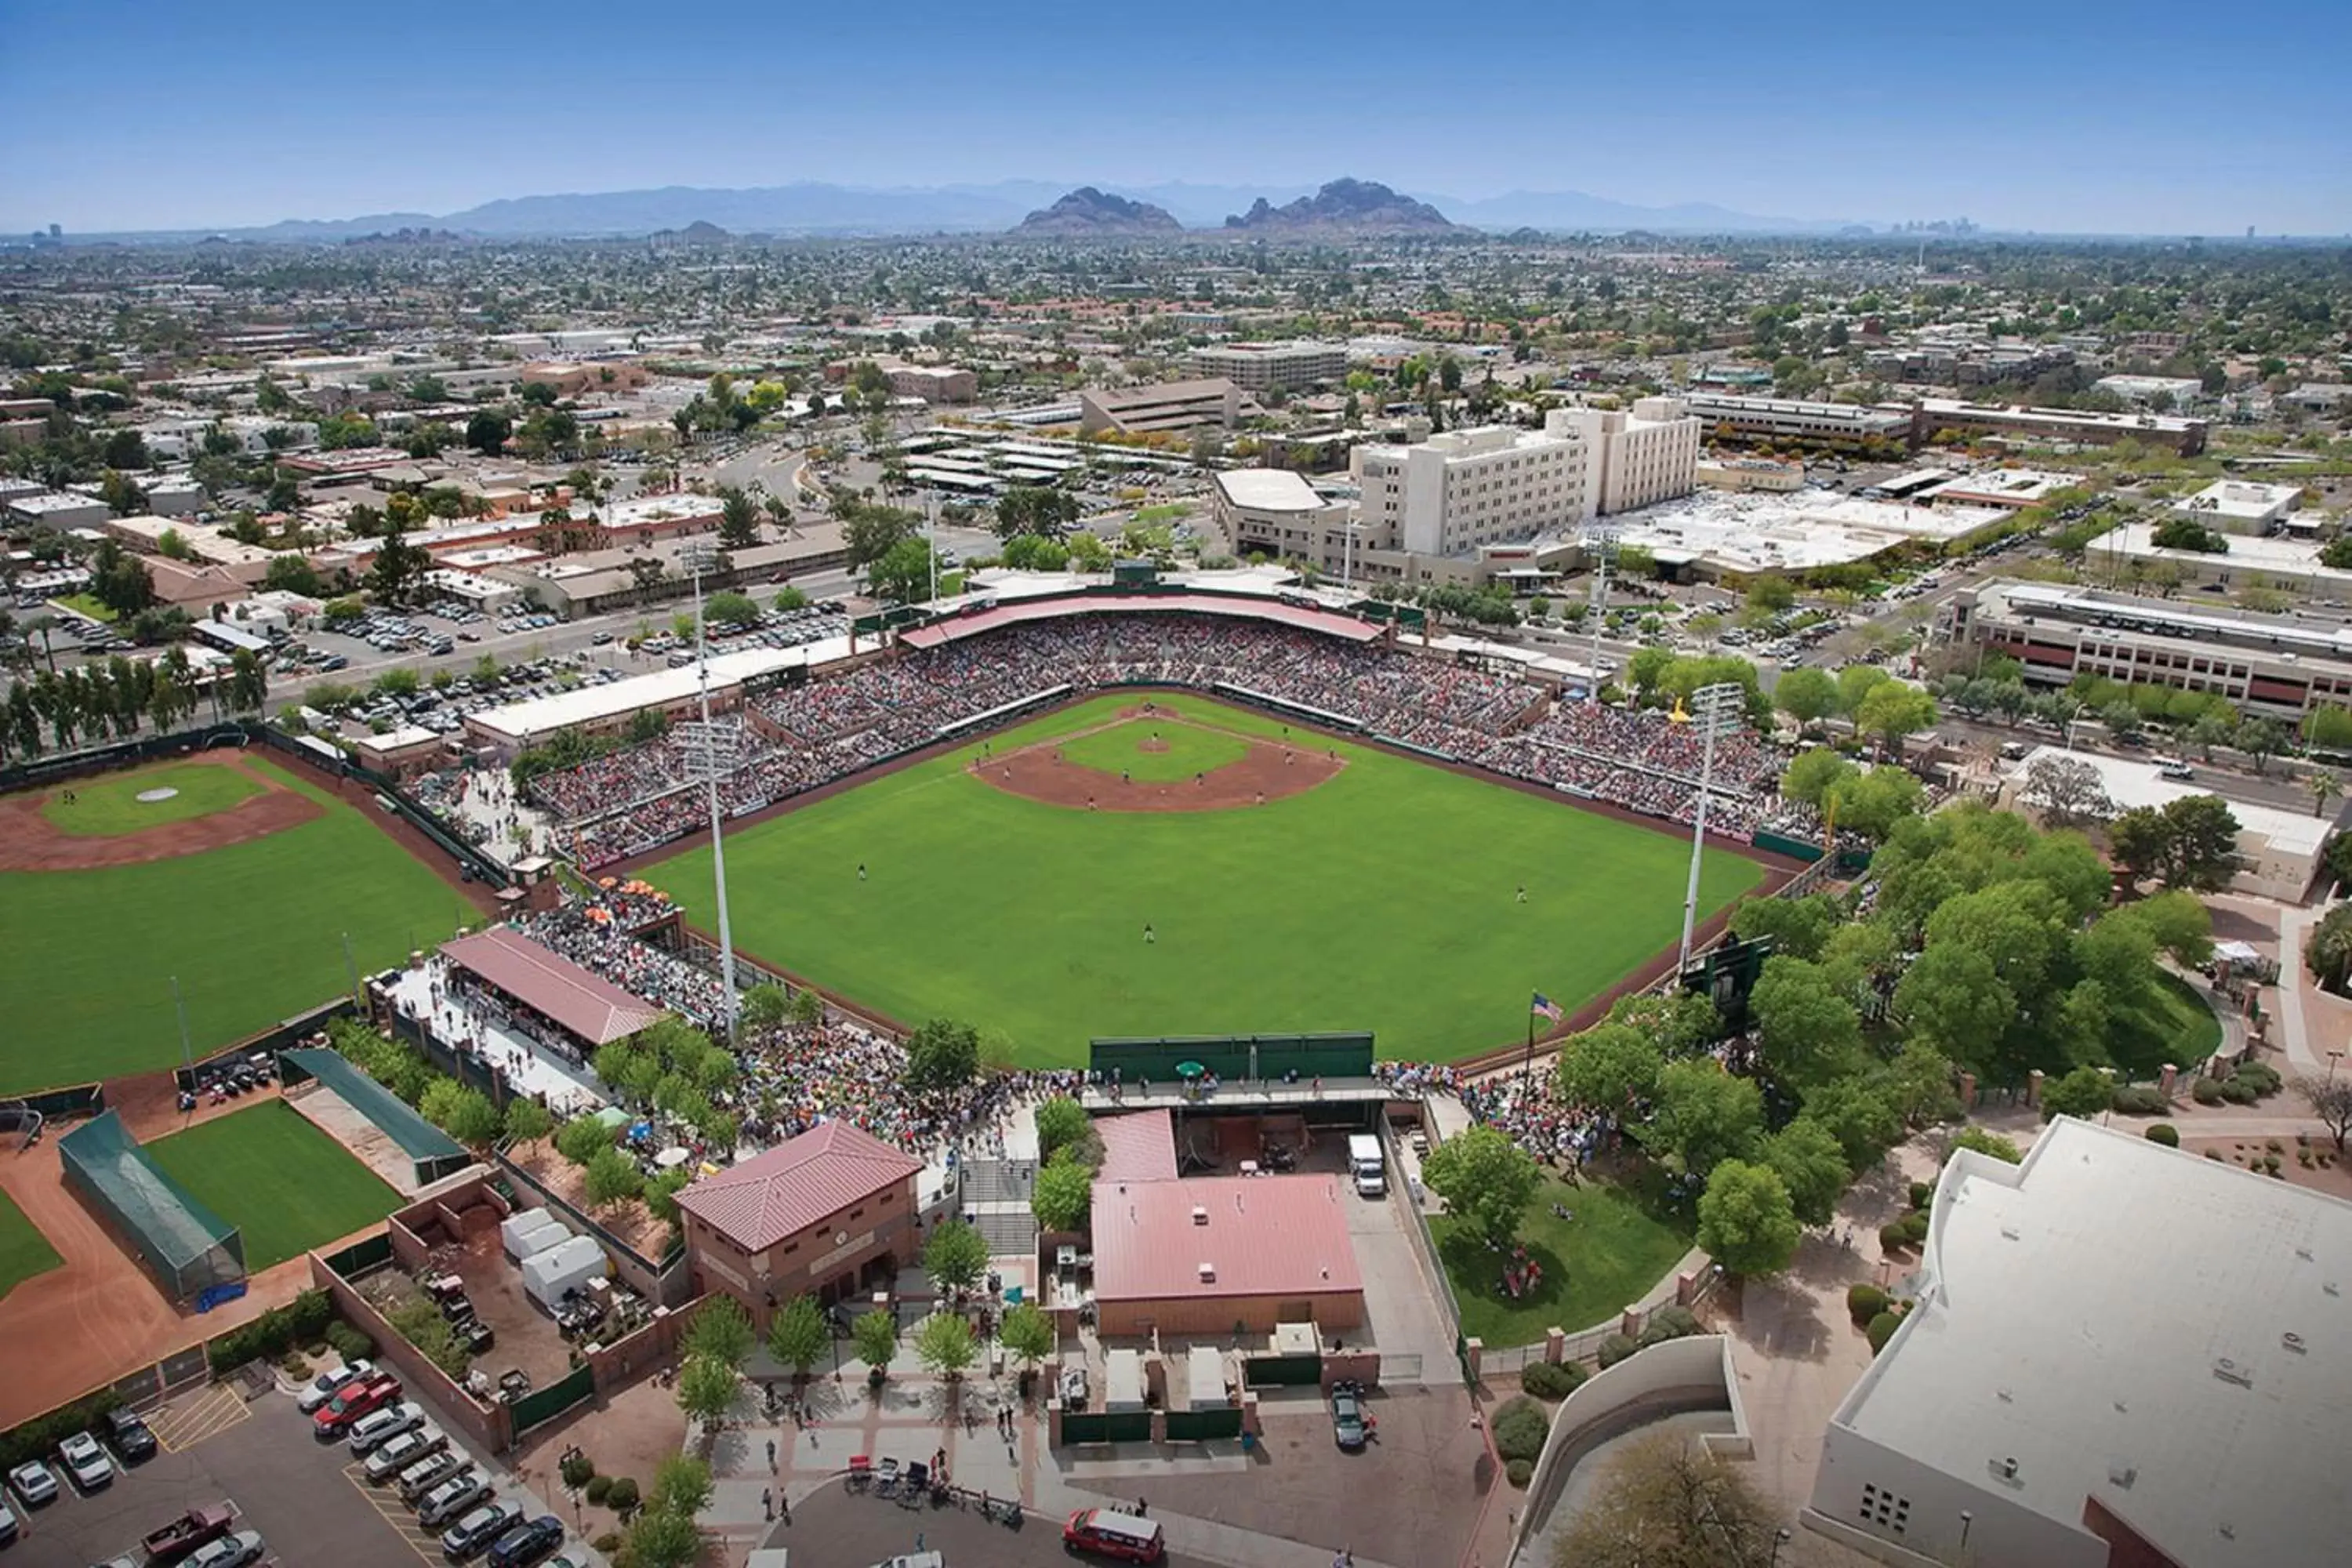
[{"x1": 1063, "y1": 1507, "x2": 1166, "y2": 1563}]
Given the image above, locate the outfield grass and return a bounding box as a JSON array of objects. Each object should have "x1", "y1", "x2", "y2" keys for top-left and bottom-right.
[
  {"x1": 1058, "y1": 717, "x2": 1249, "y2": 784},
  {"x1": 648, "y1": 694, "x2": 1764, "y2": 1065},
  {"x1": 0, "y1": 757, "x2": 470, "y2": 1094},
  {"x1": 143, "y1": 1099, "x2": 401, "y2": 1271},
  {"x1": 42, "y1": 761, "x2": 264, "y2": 837},
  {"x1": 0, "y1": 1187, "x2": 64, "y2": 1303},
  {"x1": 1430, "y1": 1174, "x2": 1694, "y2": 1348}
]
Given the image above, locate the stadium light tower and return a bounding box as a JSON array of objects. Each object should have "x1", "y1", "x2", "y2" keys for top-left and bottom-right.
[
  {"x1": 1585, "y1": 521, "x2": 1619, "y2": 705},
  {"x1": 1676, "y1": 681, "x2": 1744, "y2": 971},
  {"x1": 675, "y1": 541, "x2": 745, "y2": 1042}
]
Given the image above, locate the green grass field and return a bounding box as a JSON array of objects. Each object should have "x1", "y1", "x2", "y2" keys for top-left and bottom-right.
[
  {"x1": 0, "y1": 1187, "x2": 64, "y2": 1303},
  {"x1": 649, "y1": 694, "x2": 1764, "y2": 1065},
  {"x1": 1058, "y1": 717, "x2": 1249, "y2": 783},
  {"x1": 143, "y1": 1099, "x2": 401, "y2": 1271},
  {"x1": 1430, "y1": 1175, "x2": 1694, "y2": 1347},
  {"x1": 2111, "y1": 969, "x2": 2224, "y2": 1080},
  {"x1": 0, "y1": 756, "x2": 470, "y2": 1094},
  {"x1": 42, "y1": 761, "x2": 264, "y2": 836}
]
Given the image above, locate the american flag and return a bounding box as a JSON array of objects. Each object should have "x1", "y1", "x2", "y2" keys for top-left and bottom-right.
[{"x1": 1530, "y1": 992, "x2": 1563, "y2": 1022}]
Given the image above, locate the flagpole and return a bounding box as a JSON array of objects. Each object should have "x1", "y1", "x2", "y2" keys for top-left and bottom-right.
[{"x1": 1524, "y1": 1002, "x2": 1536, "y2": 1076}]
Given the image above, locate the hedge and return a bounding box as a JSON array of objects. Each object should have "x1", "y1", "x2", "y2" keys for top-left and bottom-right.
[
  {"x1": 325, "y1": 1321, "x2": 376, "y2": 1363},
  {"x1": 1637, "y1": 1305, "x2": 1702, "y2": 1349},
  {"x1": 0, "y1": 1388, "x2": 125, "y2": 1472},
  {"x1": 1506, "y1": 1457, "x2": 1534, "y2": 1489},
  {"x1": 2143, "y1": 1123, "x2": 2180, "y2": 1148},
  {"x1": 2191, "y1": 1076, "x2": 2225, "y2": 1105},
  {"x1": 1906, "y1": 1181, "x2": 1932, "y2": 1211},
  {"x1": 1847, "y1": 1283, "x2": 1889, "y2": 1325},
  {"x1": 1491, "y1": 1396, "x2": 1552, "y2": 1465},
  {"x1": 2110, "y1": 1084, "x2": 2169, "y2": 1116},
  {"x1": 1595, "y1": 1333, "x2": 1641, "y2": 1370},
  {"x1": 1521, "y1": 1359, "x2": 1585, "y2": 1399},
  {"x1": 208, "y1": 1288, "x2": 335, "y2": 1374},
  {"x1": 1867, "y1": 1311, "x2": 1904, "y2": 1354}
]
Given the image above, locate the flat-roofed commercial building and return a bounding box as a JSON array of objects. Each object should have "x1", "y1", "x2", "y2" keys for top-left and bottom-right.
[
  {"x1": 1187, "y1": 341, "x2": 1347, "y2": 394},
  {"x1": 887, "y1": 365, "x2": 978, "y2": 404},
  {"x1": 1210, "y1": 469, "x2": 1356, "y2": 564},
  {"x1": 1078, "y1": 379, "x2": 1247, "y2": 435},
  {"x1": 1680, "y1": 392, "x2": 1912, "y2": 447},
  {"x1": 2172, "y1": 478, "x2": 2302, "y2": 535},
  {"x1": 1915, "y1": 396, "x2": 2207, "y2": 456},
  {"x1": 2002, "y1": 745, "x2": 2326, "y2": 899},
  {"x1": 1090, "y1": 1167, "x2": 1364, "y2": 1337},
  {"x1": 1954, "y1": 579, "x2": 2352, "y2": 719},
  {"x1": 1807, "y1": 1118, "x2": 2352, "y2": 1568},
  {"x1": 2092, "y1": 373, "x2": 2204, "y2": 408},
  {"x1": 1353, "y1": 421, "x2": 1592, "y2": 557}
]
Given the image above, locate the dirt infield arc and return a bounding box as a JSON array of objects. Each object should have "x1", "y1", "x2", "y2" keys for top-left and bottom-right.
[
  {"x1": 972, "y1": 701, "x2": 1345, "y2": 811},
  {"x1": 0, "y1": 753, "x2": 324, "y2": 871}
]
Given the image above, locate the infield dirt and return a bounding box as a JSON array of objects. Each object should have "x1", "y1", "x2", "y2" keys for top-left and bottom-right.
[
  {"x1": 971, "y1": 701, "x2": 1344, "y2": 811},
  {"x1": 0, "y1": 753, "x2": 321, "y2": 871}
]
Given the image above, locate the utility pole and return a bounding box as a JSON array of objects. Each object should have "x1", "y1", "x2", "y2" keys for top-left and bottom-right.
[{"x1": 1678, "y1": 682, "x2": 1744, "y2": 971}]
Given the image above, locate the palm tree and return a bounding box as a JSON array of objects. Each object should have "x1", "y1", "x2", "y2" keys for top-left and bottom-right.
[{"x1": 2310, "y1": 767, "x2": 2343, "y2": 819}]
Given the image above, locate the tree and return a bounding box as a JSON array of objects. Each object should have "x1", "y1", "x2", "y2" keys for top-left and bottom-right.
[
  {"x1": 1696, "y1": 1160, "x2": 1802, "y2": 1277},
  {"x1": 1730, "y1": 893, "x2": 1841, "y2": 963},
  {"x1": 1854, "y1": 681, "x2": 1937, "y2": 756},
  {"x1": 851, "y1": 1308, "x2": 899, "y2": 1378},
  {"x1": 1773, "y1": 666, "x2": 1839, "y2": 728},
  {"x1": 1000, "y1": 1300, "x2": 1055, "y2": 1371},
  {"x1": 503, "y1": 1098, "x2": 554, "y2": 1144},
  {"x1": 704, "y1": 589, "x2": 758, "y2": 628},
  {"x1": 616, "y1": 1505, "x2": 700, "y2": 1568},
  {"x1": 648, "y1": 1453, "x2": 713, "y2": 1522},
  {"x1": 1799, "y1": 1076, "x2": 1906, "y2": 1174},
  {"x1": 2106, "y1": 806, "x2": 2172, "y2": 887},
  {"x1": 2042, "y1": 1065, "x2": 2114, "y2": 1123},
  {"x1": 439, "y1": 1087, "x2": 501, "y2": 1147},
  {"x1": 1001, "y1": 533, "x2": 1071, "y2": 572},
  {"x1": 2160, "y1": 793, "x2": 2241, "y2": 889},
  {"x1": 768, "y1": 1295, "x2": 829, "y2": 1379},
  {"x1": 922, "y1": 1218, "x2": 990, "y2": 1297},
  {"x1": 1032, "y1": 1160, "x2": 1093, "y2": 1232},
  {"x1": 1418, "y1": 1125, "x2": 1540, "y2": 1250},
  {"x1": 1034, "y1": 1097, "x2": 1090, "y2": 1161},
  {"x1": 1877, "y1": 1041, "x2": 1962, "y2": 1130},
  {"x1": 674, "y1": 1353, "x2": 738, "y2": 1430},
  {"x1": 1780, "y1": 748, "x2": 1854, "y2": 808},
  {"x1": 1835, "y1": 663, "x2": 1890, "y2": 717},
  {"x1": 1750, "y1": 957, "x2": 1864, "y2": 1086},
  {"x1": 584, "y1": 1145, "x2": 644, "y2": 1211},
  {"x1": 684, "y1": 1295, "x2": 755, "y2": 1369},
  {"x1": 1644, "y1": 1059, "x2": 1763, "y2": 1179},
  {"x1": 1552, "y1": 1023, "x2": 1664, "y2": 1121},
  {"x1": 913, "y1": 1311, "x2": 978, "y2": 1378},
  {"x1": 865, "y1": 535, "x2": 939, "y2": 604},
  {"x1": 717, "y1": 488, "x2": 760, "y2": 548},
  {"x1": 904, "y1": 1018, "x2": 978, "y2": 1092},
  {"x1": 2296, "y1": 1075, "x2": 2352, "y2": 1153},
  {"x1": 1548, "y1": 1428, "x2": 1787, "y2": 1568},
  {"x1": 994, "y1": 485, "x2": 1081, "y2": 541},
  {"x1": 1757, "y1": 1119, "x2": 1850, "y2": 1227},
  {"x1": 2020, "y1": 755, "x2": 2117, "y2": 827},
  {"x1": 739, "y1": 985, "x2": 789, "y2": 1033},
  {"x1": 2240, "y1": 717, "x2": 2289, "y2": 775},
  {"x1": 365, "y1": 523, "x2": 430, "y2": 607},
  {"x1": 465, "y1": 409, "x2": 510, "y2": 456},
  {"x1": 2310, "y1": 768, "x2": 2344, "y2": 819},
  {"x1": 2309, "y1": 905, "x2": 2352, "y2": 992}
]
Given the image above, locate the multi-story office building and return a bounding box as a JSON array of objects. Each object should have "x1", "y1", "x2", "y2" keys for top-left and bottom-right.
[
  {"x1": 1352, "y1": 420, "x2": 1592, "y2": 557},
  {"x1": 1186, "y1": 341, "x2": 1348, "y2": 394},
  {"x1": 1078, "y1": 378, "x2": 1247, "y2": 434},
  {"x1": 1553, "y1": 396, "x2": 1704, "y2": 514},
  {"x1": 1953, "y1": 579, "x2": 2352, "y2": 718},
  {"x1": 1680, "y1": 392, "x2": 1914, "y2": 446}
]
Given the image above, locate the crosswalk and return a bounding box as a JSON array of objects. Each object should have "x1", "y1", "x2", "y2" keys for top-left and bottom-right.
[
  {"x1": 147, "y1": 1385, "x2": 249, "y2": 1451},
  {"x1": 341, "y1": 1460, "x2": 445, "y2": 1565}
]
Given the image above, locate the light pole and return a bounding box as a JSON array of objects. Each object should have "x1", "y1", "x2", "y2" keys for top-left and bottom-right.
[
  {"x1": 1678, "y1": 682, "x2": 1744, "y2": 971},
  {"x1": 677, "y1": 541, "x2": 742, "y2": 1044},
  {"x1": 1769, "y1": 1526, "x2": 1791, "y2": 1566},
  {"x1": 1586, "y1": 523, "x2": 1619, "y2": 705},
  {"x1": 2328, "y1": 1048, "x2": 2347, "y2": 1087},
  {"x1": 1958, "y1": 1509, "x2": 1974, "y2": 1564}
]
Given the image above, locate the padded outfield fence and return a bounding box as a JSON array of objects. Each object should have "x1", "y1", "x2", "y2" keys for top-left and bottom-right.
[
  {"x1": 1089, "y1": 1031, "x2": 1376, "y2": 1084},
  {"x1": 58, "y1": 1110, "x2": 245, "y2": 1301}
]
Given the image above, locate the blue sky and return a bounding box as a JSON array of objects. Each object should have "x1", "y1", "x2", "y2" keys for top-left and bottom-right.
[{"x1": 5, "y1": 0, "x2": 2347, "y2": 234}]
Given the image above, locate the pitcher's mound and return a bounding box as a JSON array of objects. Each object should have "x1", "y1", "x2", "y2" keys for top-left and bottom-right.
[{"x1": 136, "y1": 788, "x2": 180, "y2": 804}]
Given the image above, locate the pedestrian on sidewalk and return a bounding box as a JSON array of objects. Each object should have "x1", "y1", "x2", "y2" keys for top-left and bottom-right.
[{"x1": 761, "y1": 1486, "x2": 772, "y2": 1521}]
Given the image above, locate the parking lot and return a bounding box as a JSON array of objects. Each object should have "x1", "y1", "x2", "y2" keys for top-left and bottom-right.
[{"x1": 5, "y1": 1374, "x2": 586, "y2": 1568}]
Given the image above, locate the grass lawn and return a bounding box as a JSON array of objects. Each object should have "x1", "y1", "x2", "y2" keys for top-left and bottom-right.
[
  {"x1": 0, "y1": 1187, "x2": 64, "y2": 1303},
  {"x1": 2109, "y1": 968, "x2": 2224, "y2": 1080},
  {"x1": 54, "y1": 593, "x2": 117, "y2": 623},
  {"x1": 648, "y1": 694, "x2": 1763, "y2": 1065},
  {"x1": 0, "y1": 757, "x2": 470, "y2": 1094},
  {"x1": 1429, "y1": 1174, "x2": 1694, "y2": 1348},
  {"x1": 42, "y1": 761, "x2": 264, "y2": 837},
  {"x1": 143, "y1": 1099, "x2": 401, "y2": 1271},
  {"x1": 1058, "y1": 717, "x2": 1250, "y2": 784}
]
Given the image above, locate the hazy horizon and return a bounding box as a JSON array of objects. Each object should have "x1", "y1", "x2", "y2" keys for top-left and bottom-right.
[{"x1": 6, "y1": 0, "x2": 2348, "y2": 236}]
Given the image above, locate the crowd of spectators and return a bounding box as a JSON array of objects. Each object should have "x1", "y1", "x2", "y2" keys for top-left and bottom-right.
[
  {"x1": 728, "y1": 1019, "x2": 1087, "y2": 1159},
  {"x1": 521, "y1": 612, "x2": 1794, "y2": 868},
  {"x1": 1377, "y1": 1058, "x2": 1612, "y2": 1175}
]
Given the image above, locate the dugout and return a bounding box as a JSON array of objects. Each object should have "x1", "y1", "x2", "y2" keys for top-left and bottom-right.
[
  {"x1": 1090, "y1": 1032, "x2": 1375, "y2": 1086},
  {"x1": 280, "y1": 1048, "x2": 474, "y2": 1189},
  {"x1": 58, "y1": 1110, "x2": 245, "y2": 1302}
]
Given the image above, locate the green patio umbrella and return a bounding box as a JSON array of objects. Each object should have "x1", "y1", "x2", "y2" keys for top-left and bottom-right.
[{"x1": 1174, "y1": 1061, "x2": 1207, "y2": 1080}]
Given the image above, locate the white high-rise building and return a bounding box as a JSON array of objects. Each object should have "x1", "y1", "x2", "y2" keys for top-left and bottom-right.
[
  {"x1": 1549, "y1": 396, "x2": 1704, "y2": 515},
  {"x1": 1352, "y1": 422, "x2": 1592, "y2": 557}
]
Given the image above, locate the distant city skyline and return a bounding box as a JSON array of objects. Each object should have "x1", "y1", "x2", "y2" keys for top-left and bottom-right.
[{"x1": 5, "y1": 0, "x2": 2348, "y2": 236}]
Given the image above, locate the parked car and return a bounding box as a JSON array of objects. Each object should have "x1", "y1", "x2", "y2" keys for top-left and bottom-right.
[
  {"x1": 485, "y1": 1515, "x2": 564, "y2": 1568},
  {"x1": 365, "y1": 1422, "x2": 446, "y2": 1482},
  {"x1": 441, "y1": 1501, "x2": 521, "y2": 1561},
  {"x1": 58, "y1": 1430, "x2": 115, "y2": 1490},
  {"x1": 349, "y1": 1401, "x2": 425, "y2": 1455},
  {"x1": 6, "y1": 1461, "x2": 58, "y2": 1507},
  {"x1": 417, "y1": 1469, "x2": 492, "y2": 1528},
  {"x1": 105, "y1": 1406, "x2": 158, "y2": 1464},
  {"x1": 0, "y1": 1496, "x2": 16, "y2": 1545},
  {"x1": 396, "y1": 1450, "x2": 465, "y2": 1504},
  {"x1": 142, "y1": 1503, "x2": 234, "y2": 1564},
  {"x1": 1330, "y1": 1380, "x2": 1370, "y2": 1450},
  {"x1": 314, "y1": 1374, "x2": 401, "y2": 1439},
  {"x1": 183, "y1": 1530, "x2": 266, "y2": 1568}
]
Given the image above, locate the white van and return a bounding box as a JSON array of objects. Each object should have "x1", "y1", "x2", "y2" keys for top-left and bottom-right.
[{"x1": 1346, "y1": 1134, "x2": 1386, "y2": 1198}]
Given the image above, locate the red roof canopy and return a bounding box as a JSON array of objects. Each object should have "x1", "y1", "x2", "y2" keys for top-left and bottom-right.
[
  {"x1": 439, "y1": 927, "x2": 666, "y2": 1047},
  {"x1": 676, "y1": 1121, "x2": 921, "y2": 1253},
  {"x1": 897, "y1": 593, "x2": 1383, "y2": 651}
]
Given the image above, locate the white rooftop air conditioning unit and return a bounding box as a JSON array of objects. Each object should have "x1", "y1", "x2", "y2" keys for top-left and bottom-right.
[
  {"x1": 1198, "y1": 1263, "x2": 1214, "y2": 1283},
  {"x1": 1192, "y1": 1206, "x2": 1209, "y2": 1225}
]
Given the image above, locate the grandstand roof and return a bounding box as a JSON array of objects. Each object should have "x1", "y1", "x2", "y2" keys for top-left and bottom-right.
[
  {"x1": 897, "y1": 593, "x2": 1383, "y2": 650},
  {"x1": 439, "y1": 927, "x2": 666, "y2": 1047},
  {"x1": 675, "y1": 1120, "x2": 921, "y2": 1251}
]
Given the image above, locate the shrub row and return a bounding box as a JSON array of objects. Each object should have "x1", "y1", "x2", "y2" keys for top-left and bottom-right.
[
  {"x1": 1491, "y1": 1396, "x2": 1551, "y2": 1465},
  {"x1": 0, "y1": 1388, "x2": 125, "y2": 1472},
  {"x1": 1878, "y1": 1210, "x2": 1932, "y2": 1254},
  {"x1": 2110, "y1": 1084, "x2": 2169, "y2": 1116},
  {"x1": 1847, "y1": 1283, "x2": 1889, "y2": 1324},
  {"x1": 2144, "y1": 1123, "x2": 2181, "y2": 1148},
  {"x1": 207, "y1": 1288, "x2": 334, "y2": 1374}
]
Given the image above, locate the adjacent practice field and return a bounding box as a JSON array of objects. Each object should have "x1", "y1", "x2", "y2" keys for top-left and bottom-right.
[
  {"x1": 650, "y1": 693, "x2": 1766, "y2": 1064},
  {"x1": 41, "y1": 760, "x2": 264, "y2": 836},
  {"x1": 0, "y1": 1185, "x2": 64, "y2": 1302},
  {"x1": 143, "y1": 1099, "x2": 401, "y2": 1270},
  {"x1": 0, "y1": 756, "x2": 470, "y2": 1094}
]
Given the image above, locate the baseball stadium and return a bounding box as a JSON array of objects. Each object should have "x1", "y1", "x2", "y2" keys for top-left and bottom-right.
[{"x1": 0, "y1": 579, "x2": 1806, "y2": 1432}]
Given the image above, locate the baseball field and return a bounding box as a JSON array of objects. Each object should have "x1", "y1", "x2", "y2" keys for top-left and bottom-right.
[
  {"x1": 143, "y1": 1099, "x2": 402, "y2": 1271},
  {"x1": 649, "y1": 692, "x2": 1767, "y2": 1065},
  {"x1": 0, "y1": 753, "x2": 474, "y2": 1095}
]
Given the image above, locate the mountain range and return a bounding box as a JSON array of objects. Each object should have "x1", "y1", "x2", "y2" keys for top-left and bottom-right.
[
  {"x1": 1222, "y1": 179, "x2": 1456, "y2": 234},
  {"x1": 109, "y1": 179, "x2": 1847, "y2": 243}
]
